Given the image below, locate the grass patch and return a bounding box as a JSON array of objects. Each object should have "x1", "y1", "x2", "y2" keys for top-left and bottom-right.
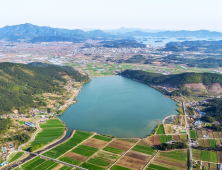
[
  {"x1": 157, "y1": 124, "x2": 165, "y2": 134},
  {"x1": 132, "y1": 144, "x2": 155, "y2": 155},
  {"x1": 190, "y1": 130, "x2": 197, "y2": 139},
  {"x1": 93, "y1": 135, "x2": 112, "y2": 142},
  {"x1": 18, "y1": 121, "x2": 25, "y2": 125},
  {"x1": 160, "y1": 135, "x2": 166, "y2": 143},
  {"x1": 166, "y1": 135, "x2": 172, "y2": 141},
  {"x1": 111, "y1": 165, "x2": 132, "y2": 170},
  {"x1": 201, "y1": 150, "x2": 210, "y2": 161},
  {"x1": 9, "y1": 152, "x2": 24, "y2": 163},
  {"x1": 103, "y1": 146, "x2": 123, "y2": 154},
  {"x1": 58, "y1": 156, "x2": 81, "y2": 165},
  {"x1": 81, "y1": 162, "x2": 105, "y2": 170},
  {"x1": 179, "y1": 135, "x2": 187, "y2": 140}
]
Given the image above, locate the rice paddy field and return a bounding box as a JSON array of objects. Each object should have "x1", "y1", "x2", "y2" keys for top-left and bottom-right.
[{"x1": 30, "y1": 119, "x2": 65, "y2": 147}]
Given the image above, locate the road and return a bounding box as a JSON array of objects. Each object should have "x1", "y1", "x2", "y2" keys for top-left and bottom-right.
[{"x1": 182, "y1": 102, "x2": 193, "y2": 170}]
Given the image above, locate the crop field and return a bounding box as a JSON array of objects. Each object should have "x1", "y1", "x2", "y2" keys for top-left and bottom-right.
[
  {"x1": 172, "y1": 135, "x2": 180, "y2": 140},
  {"x1": 146, "y1": 163, "x2": 172, "y2": 170},
  {"x1": 198, "y1": 139, "x2": 205, "y2": 147},
  {"x1": 179, "y1": 135, "x2": 187, "y2": 140},
  {"x1": 93, "y1": 135, "x2": 112, "y2": 142},
  {"x1": 106, "y1": 139, "x2": 136, "y2": 151},
  {"x1": 42, "y1": 131, "x2": 92, "y2": 158},
  {"x1": 157, "y1": 124, "x2": 165, "y2": 134},
  {"x1": 9, "y1": 151, "x2": 24, "y2": 163},
  {"x1": 31, "y1": 119, "x2": 65, "y2": 147},
  {"x1": 166, "y1": 135, "x2": 172, "y2": 141},
  {"x1": 154, "y1": 135, "x2": 161, "y2": 145},
  {"x1": 210, "y1": 163, "x2": 218, "y2": 170},
  {"x1": 132, "y1": 144, "x2": 155, "y2": 155},
  {"x1": 190, "y1": 130, "x2": 197, "y2": 139},
  {"x1": 82, "y1": 137, "x2": 110, "y2": 149},
  {"x1": 88, "y1": 150, "x2": 120, "y2": 168},
  {"x1": 201, "y1": 150, "x2": 210, "y2": 161},
  {"x1": 81, "y1": 162, "x2": 106, "y2": 170},
  {"x1": 59, "y1": 156, "x2": 82, "y2": 165},
  {"x1": 118, "y1": 139, "x2": 138, "y2": 143},
  {"x1": 21, "y1": 156, "x2": 59, "y2": 170},
  {"x1": 103, "y1": 146, "x2": 123, "y2": 154},
  {"x1": 209, "y1": 139, "x2": 216, "y2": 148},
  {"x1": 219, "y1": 132, "x2": 222, "y2": 138},
  {"x1": 213, "y1": 132, "x2": 219, "y2": 138},
  {"x1": 111, "y1": 165, "x2": 132, "y2": 170},
  {"x1": 192, "y1": 149, "x2": 201, "y2": 161},
  {"x1": 209, "y1": 151, "x2": 218, "y2": 163},
  {"x1": 71, "y1": 145, "x2": 98, "y2": 157},
  {"x1": 208, "y1": 131, "x2": 214, "y2": 138},
  {"x1": 143, "y1": 136, "x2": 154, "y2": 146},
  {"x1": 215, "y1": 139, "x2": 221, "y2": 146},
  {"x1": 204, "y1": 139, "x2": 210, "y2": 147},
  {"x1": 196, "y1": 130, "x2": 202, "y2": 138},
  {"x1": 116, "y1": 142, "x2": 154, "y2": 170},
  {"x1": 159, "y1": 135, "x2": 166, "y2": 143},
  {"x1": 58, "y1": 165, "x2": 73, "y2": 170},
  {"x1": 218, "y1": 151, "x2": 222, "y2": 163},
  {"x1": 152, "y1": 150, "x2": 187, "y2": 170}
]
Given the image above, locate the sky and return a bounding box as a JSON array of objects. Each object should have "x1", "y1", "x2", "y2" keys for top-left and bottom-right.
[{"x1": 0, "y1": 0, "x2": 222, "y2": 31}]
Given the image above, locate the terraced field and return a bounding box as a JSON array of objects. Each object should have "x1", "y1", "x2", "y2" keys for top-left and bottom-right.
[{"x1": 30, "y1": 119, "x2": 65, "y2": 147}]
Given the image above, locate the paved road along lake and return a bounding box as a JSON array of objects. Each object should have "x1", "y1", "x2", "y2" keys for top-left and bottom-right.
[{"x1": 58, "y1": 76, "x2": 178, "y2": 138}]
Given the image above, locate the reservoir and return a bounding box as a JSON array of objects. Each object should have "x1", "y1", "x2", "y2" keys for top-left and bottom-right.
[{"x1": 58, "y1": 76, "x2": 178, "y2": 138}]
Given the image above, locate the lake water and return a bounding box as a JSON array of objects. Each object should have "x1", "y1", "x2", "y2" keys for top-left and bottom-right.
[
  {"x1": 58, "y1": 76, "x2": 178, "y2": 138},
  {"x1": 135, "y1": 37, "x2": 222, "y2": 47}
]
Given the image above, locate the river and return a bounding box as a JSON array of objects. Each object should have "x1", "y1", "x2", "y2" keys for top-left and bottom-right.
[{"x1": 58, "y1": 76, "x2": 178, "y2": 138}]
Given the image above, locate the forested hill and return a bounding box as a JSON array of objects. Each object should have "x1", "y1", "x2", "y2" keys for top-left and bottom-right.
[
  {"x1": 0, "y1": 62, "x2": 90, "y2": 114},
  {"x1": 121, "y1": 70, "x2": 222, "y2": 87}
]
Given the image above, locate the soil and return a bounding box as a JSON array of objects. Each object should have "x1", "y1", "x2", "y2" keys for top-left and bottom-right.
[
  {"x1": 143, "y1": 136, "x2": 154, "y2": 146},
  {"x1": 196, "y1": 129, "x2": 202, "y2": 138},
  {"x1": 208, "y1": 83, "x2": 222, "y2": 93},
  {"x1": 154, "y1": 158, "x2": 187, "y2": 169},
  {"x1": 172, "y1": 135, "x2": 180, "y2": 140},
  {"x1": 82, "y1": 138, "x2": 109, "y2": 149},
  {"x1": 116, "y1": 159, "x2": 143, "y2": 170},
  {"x1": 202, "y1": 162, "x2": 209, "y2": 167},
  {"x1": 125, "y1": 151, "x2": 151, "y2": 161},
  {"x1": 120, "y1": 155, "x2": 147, "y2": 166},
  {"x1": 219, "y1": 132, "x2": 222, "y2": 138},
  {"x1": 208, "y1": 131, "x2": 214, "y2": 138},
  {"x1": 107, "y1": 140, "x2": 134, "y2": 151},
  {"x1": 204, "y1": 139, "x2": 210, "y2": 147},
  {"x1": 198, "y1": 139, "x2": 205, "y2": 147},
  {"x1": 184, "y1": 83, "x2": 206, "y2": 91},
  {"x1": 218, "y1": 151, "x2": 222, "y2": 163},
  {"x1": 154, "y1": 135, "x2": 161, "y2": 145},
  {"x1": 64, "y1": 152, "x2": 88, "y2": 162}
]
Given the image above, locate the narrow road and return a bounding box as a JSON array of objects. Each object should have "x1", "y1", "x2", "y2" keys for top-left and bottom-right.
[{"x1": 182, "y1": 102, "x2": 193, "y2": 170}]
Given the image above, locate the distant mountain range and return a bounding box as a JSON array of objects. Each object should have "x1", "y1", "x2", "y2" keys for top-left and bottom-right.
[{"x1": 0, "y1": 23, "x2": 222, "y2": 42}]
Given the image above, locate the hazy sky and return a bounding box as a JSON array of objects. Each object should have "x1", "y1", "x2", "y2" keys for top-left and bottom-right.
[{"x1": 1, "y1": 0, "x2": 222, "y2": 31}]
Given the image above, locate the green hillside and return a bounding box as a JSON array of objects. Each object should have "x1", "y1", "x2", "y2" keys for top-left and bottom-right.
[
  {"x1": 121, "y1": 70, "x2": 222, "y2": 87},
  {"x1": 0, "y1": 62, "x2": 90, "y2": 114}
]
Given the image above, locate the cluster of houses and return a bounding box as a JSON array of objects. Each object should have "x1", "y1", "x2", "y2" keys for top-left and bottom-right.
[{"x1": 1, "y1": 146, "x2": 15, "y2": 165}]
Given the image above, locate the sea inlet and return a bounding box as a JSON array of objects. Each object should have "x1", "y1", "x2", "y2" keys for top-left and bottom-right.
[{"x1": 58, "y1": 76, "x2": 178, "y2": 138}]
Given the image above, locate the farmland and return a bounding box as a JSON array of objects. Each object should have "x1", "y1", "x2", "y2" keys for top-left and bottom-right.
[
  {"x1": 30, "y1": 119, "x2": 65, "y2": 147},
  {"x1": 150, "y1": 150, "x2": 188, "y2": 170},
  {"x1": 42, "y1": 130, "x2": 93, "y2": 158},
  {"x1": 157, "y1": 124, "x2": 165, "y2": 134},
  {"x1": 9, "y1": 152, "x2": 24, "y2": 163},
  {"x1": 21, "y1": 156, "x2": 60, "y2": 170},
  {"x1": 190, "y1": 130, "x2": 197, "y2": 139}
]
